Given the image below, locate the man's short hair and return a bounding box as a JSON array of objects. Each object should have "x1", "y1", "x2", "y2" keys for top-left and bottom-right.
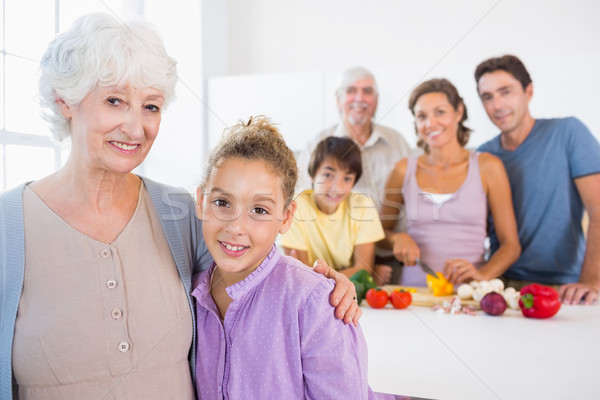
[
  {"x1": 336, "y1": 66, "x2": 378, "y2": 98},
  {"x1": 474, "y1": 55, "x2": 532, "y2": 90}
]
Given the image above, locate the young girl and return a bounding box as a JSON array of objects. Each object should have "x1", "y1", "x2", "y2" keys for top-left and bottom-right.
[
  {"x1": 282, "y1": 136, "x2": 385, "y2": 280},
  {"x1": 192, "y1": 117, "x2": 374, "y2": 399}
]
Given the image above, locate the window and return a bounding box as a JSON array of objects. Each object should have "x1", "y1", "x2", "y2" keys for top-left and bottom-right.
[{"x1": 0, "y1": 0, "x2": 126, "y2": 191}]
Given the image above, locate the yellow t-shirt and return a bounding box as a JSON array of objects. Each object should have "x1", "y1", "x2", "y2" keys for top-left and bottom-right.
[{"x1": 280, "y1": 189, "x2": 385, "y2": 270}]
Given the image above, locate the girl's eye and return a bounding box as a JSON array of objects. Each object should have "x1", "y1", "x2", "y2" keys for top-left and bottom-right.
[
  {"x1": 344, "y1": 176, "x2": 354, "y2": 183},
  {"x1": 213, "y1": 199, "x2": 229, "y2": 208},
  {"x1": 251, "y1": 207, "x2": 269, "y2": 216}
]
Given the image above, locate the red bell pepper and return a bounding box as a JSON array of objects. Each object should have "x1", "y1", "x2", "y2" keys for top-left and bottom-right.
[{"x1": 518, "y1": 284, "x2": 561, "y2": 319}]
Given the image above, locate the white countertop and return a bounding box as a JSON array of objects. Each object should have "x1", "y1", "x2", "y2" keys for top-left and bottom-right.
[{"x1": 361, "y1": 300, "x2": 600, "y2": 400}]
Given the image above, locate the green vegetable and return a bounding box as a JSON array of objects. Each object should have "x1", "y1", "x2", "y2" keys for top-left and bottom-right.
[
  {"x1": 350, "y1": 270, "x2": 376, "y2": 290},
  {"x1": 350, "y1": 270, "x2": 376, "y2": 305},
  {"x1": 352, "y1": 280, "x2": 366, "y2": 305}
]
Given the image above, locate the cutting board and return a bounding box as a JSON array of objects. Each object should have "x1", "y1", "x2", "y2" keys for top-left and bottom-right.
[{"x1": 381, "y1": 285, "x2": 480, "y2": 309}]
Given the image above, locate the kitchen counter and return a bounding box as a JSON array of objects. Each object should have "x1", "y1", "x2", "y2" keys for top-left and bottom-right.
[{"x1": 361, "y1": 297, "x2": 600, "y2": 400}]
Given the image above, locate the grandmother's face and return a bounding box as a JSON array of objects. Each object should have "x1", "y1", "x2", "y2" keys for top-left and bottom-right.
[{"x1": 60, "y1": 85, "x2": 164, "y2": 175}]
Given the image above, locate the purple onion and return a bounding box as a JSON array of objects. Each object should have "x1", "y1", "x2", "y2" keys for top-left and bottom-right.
[{"x1": 480, "y1": 292, "x2": 507, "y2": 316}]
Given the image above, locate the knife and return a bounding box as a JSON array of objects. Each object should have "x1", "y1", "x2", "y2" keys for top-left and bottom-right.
[{"x1": 415, "y1": 258, "x2": 438, "y2": 278}]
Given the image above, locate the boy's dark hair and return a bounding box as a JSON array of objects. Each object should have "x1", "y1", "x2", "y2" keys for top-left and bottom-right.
[
  {"x1": 308, "y1": 137, "x2": 362, "y2": 183},
  {"x1": 474, "y1": 54, "x2": 532, "y2": 90}
]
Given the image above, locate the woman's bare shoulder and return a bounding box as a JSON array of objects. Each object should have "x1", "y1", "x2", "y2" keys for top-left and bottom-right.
[{"x1": 477, "y1": 151, "x2": 506, "y2": 175}]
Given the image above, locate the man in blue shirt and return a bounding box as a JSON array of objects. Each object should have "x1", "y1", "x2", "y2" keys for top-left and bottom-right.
[{"x1": 475, "y1": 55, "x2": 600, "y2": 305}]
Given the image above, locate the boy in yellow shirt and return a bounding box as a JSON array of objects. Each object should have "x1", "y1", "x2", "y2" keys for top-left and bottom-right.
[{"x1": 282, "y1": 137, "x2": 384, "y2": 280}]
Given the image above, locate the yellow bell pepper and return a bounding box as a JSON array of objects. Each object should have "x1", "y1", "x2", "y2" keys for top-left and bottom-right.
[
  {"x1": 426, "y1": 272, "x2": 454, "y2": 297},
  {"x1": 394, "y1": 286, "x2": 418, "y2": 293}
]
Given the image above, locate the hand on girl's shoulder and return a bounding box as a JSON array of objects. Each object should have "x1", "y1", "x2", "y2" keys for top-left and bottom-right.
[{"x1": 280, "y1": 254, "x2": 336, "y2": 288}]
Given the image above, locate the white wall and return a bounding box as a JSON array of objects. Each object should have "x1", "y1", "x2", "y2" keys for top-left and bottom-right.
[
  {"x1": 204, "y1": 0, "x2": 600, "y2": 154},
  {"x1": 223, "y1": 0, "x2": 599, "y2": 75},
  {"x1": 138, "y1": 0, "x2": 205, "y2": 192}
]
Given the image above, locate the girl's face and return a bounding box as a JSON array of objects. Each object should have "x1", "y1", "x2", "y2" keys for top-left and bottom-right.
[
  {"x1": 413, "y1": 92, "x2": 463, "y2": 150},
  {"x1": 59, "y1": 84, "x2": 164, "y2": 175},
  {"x1": 312, "y1": 157, "x2": 356, "y2": 214},
  {"x1": 197, "y1": 158, "x2": 295, "y2": 281}
]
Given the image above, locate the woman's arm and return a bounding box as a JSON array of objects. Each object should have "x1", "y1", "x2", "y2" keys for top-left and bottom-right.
[
  {"x1": 380, "y1": 159, "x2": 407, "y2": 234},
  {"x1": 312, "y1": 261, "x2": 361, "y2": 326},
  {"x1": 379, "y1": 159, "x2": 421, "y2": 265},
  {"x1": 479, "y1": 153, "x2": 521, "y2": 278},
  {"x1": 283, "y1": 247, "x2": 361, "y2": 325},
  {"x1": 445, "y1": 153, "x2": 521, "y2": 283}
]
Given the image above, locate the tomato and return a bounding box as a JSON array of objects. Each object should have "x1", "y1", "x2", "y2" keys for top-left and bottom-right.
[
  {"x1": 365, "y1": 288, "x2": 389, "y2": 309},
  {"x1": 390, "y1": 289, "x2": 412, "y2": 309}
]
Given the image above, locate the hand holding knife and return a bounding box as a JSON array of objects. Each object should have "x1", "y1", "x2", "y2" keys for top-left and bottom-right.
[{"x1": 415, "y1": 258, "x2": 438, "y2": 278}]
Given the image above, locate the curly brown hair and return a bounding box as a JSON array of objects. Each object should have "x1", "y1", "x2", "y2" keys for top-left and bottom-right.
[
  {"x1": 408, "y1": 78, "x2": 471, "y2": 153},
  {"x1": 202, "y1": 116, "x2": 298, "y2": 206}
]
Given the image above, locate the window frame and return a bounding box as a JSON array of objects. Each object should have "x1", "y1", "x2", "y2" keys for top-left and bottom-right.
[{"x1": 0, "y1": 0, "x2": 140, "y2": 191}]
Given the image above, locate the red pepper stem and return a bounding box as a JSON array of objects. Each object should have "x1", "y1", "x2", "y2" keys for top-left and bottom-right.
[{"x1": 522, "y1": 293, "x2": 534, "y2": 309}]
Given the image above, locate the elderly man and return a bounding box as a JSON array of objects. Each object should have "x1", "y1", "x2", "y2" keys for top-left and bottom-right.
[
  {"x1": 476, "y1": 55, "x2": 600, "y2": 304},
  {"x1": 297, "y1": 67, "x2": 412, "y2": 284}
]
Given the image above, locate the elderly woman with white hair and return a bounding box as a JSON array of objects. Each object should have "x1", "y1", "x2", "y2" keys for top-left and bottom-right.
[{"x1": 0, "y1": 13, "x2": 357, "y2": 400}]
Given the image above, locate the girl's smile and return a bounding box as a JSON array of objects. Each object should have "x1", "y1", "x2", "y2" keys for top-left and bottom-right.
[{"x1": 197, "y1": 157, "x2": 295, "y2": 283}]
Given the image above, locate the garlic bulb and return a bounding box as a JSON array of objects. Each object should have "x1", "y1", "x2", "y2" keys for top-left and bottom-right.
[{"x1": 457, "y1": 284, "x2": 474, "y2": 300}]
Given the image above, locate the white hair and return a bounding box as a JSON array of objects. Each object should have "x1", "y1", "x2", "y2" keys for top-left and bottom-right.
[
  {"x1": 38, "y1": 13, "x2": 178, "y2": 141},
  {"x1": 335, "y1": 66, "x2": 378, "y2": 99}
]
